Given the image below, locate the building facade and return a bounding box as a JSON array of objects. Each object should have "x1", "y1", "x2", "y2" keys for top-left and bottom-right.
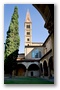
[{"x1": 13, "y1": 10, "x2": 54, "y2": 78}]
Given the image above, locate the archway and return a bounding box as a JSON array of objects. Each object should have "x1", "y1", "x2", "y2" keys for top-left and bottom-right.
[
  {"x1": 43, "y1": 61, "x2": 48, "y2": 76},
  {"x1": 17, "y1": 64, "x2": 26, "y2": 76},
  {"x1": 33, "y1": 4, "x2": 54, "y2": 57},
  {"x1": 48, "y1": 56, "x2": 53, "y2": 77},
  {"x1": 33, "y1": 4, "x2": 54, "y2": 28},
  {"x1": 28, "y1": 64, "x2": 39, "y2": 77}
]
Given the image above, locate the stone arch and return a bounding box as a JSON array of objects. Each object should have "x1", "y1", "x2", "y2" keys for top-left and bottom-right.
[
  {"x1": 32, "y1": 5, "x2": 54, "y2": 77},
  {"x1": 28, "y1": 64, "x2": 39, "y2": 77},
  {"x1": 28, "y1": 64, "x2": 39, "y2": 70},
  {"x1": 17, "y1": 64, "x2": 26, "y2": 76},
  {"x1": 33, "y1": 4, "x2": 54, "y2": 27},
  {"x1": 27, "y1": 62, "x2": 39, "y2": 69},
  {"x1": 33, "y1": 4, "x2": 54, "y2": 58},
  {"x1": 48, "y1": 56, "x2": 53, "y2": 77},
  {"x1": 43, "y1": 60, "x2": 48, "y2": 76}
]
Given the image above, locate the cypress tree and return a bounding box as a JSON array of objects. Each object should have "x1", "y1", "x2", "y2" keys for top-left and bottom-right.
[{"x1": 4, "y1": 6, "x2": 20, "y2": 75}]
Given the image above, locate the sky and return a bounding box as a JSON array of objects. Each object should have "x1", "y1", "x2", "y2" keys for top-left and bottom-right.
[{"x1": 4, "y1": 4, "x2": 49, "y2": 53}]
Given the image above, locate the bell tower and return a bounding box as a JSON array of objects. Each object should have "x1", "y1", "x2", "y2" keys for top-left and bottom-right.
[{"x1": 24, "y1": 10, "x2": 32, "y2": 46}]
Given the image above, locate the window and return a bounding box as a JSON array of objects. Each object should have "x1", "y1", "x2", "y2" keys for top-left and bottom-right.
[
  {"x1": 27, "y1": 38, "x2": 29, "y2": 41},
  {"x1": 32, "y1": 49, "x2": 42, "y2": 58},
  {"x1": 31, "y1": 72, "x2": 33, "y2": 76},
  {"x1": 27, "y1": 32, "x2": 30, "y2": 35},
  {"x1": 26, "y1": 25, "x2": 30, "y2": 28}
]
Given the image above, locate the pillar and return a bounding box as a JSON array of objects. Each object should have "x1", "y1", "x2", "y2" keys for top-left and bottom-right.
[
  {"x1": 48, "y1": 66, "x2": 50, "y2": 78},
  {"x1": 43, "y1": 68, "x2": 44, "y2": 77},
  {"x1": 25, "y1": 69, "x2": 28, "y2": 76},
  {"x1": 12, "y1": 70, "x2": 15, "y2": 76}
]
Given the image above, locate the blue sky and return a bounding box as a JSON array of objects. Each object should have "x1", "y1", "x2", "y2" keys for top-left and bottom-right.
[{"x1": 4, "y1": 4, "x2": 49, "y2": 53}]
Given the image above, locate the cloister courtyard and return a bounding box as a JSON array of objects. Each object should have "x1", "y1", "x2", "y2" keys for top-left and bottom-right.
[{"x1": 4, "y1": 4, "x2": 54, "y2": 84}]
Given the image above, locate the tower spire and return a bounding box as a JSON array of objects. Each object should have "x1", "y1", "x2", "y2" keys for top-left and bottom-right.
[
  {"x1": 24, "y1": 9, "x2": 32, "y2": 46},
  {"x1": 27, "y1": 9, "x2": 29, "y2": 12},
  {"x1": 25, "y1": 9, "x2": 31, "y2": 22}
]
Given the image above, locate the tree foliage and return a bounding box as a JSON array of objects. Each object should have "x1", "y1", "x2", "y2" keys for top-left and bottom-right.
[{"x1": 4, "y1": 6, "x2": 20, "y2": 74}]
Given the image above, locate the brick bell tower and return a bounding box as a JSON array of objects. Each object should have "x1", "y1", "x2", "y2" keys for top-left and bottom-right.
[{"x1": 24, "y1": 9, "x2": 32, "y2": 46}]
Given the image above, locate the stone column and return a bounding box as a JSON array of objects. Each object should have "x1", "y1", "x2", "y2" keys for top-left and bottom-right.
[
  {"x1": 51, "y1": 33, "x2": 54, "y2": 69},
  {"x1": 43, "y1": 68, "x2": 44, "y2": 77},
  {"x1": 12, "y1": 70, "x2": 15, "y2": 77},
  {"x1": 48, "y1": 66, "x2": 50, "y2": 78},
  {"x1": 25, "y1": 69, "x2": 28, "y2": 76},
  {"x1": 39, "y1": 63, "x2": 41, "y2": 77}
]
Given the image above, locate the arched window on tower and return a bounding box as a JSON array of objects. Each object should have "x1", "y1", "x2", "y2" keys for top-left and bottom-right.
[
  {"x1": 27, "y1": 38, "x2": 29, "y2": 41},
  {"x1": 26, "y1": 25, "x2": 30, "y2": 28},
  {"x1": 27, "y1": 32, "x2": 30, "y2": 35}
]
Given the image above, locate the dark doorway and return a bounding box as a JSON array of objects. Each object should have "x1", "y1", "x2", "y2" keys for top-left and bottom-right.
[
  {"x1": 40, "y1": 63, "x2": 43, "y2": 75},
  {"x1": 17, "y1": 64, "x2": 26, "y2": 76},
  {"x1": 28, "y1": 64, "x2": 39, "y2": 77},
  {"x1": 48, "y1": 56, "x2": 53, "y2": 77},
  {"x1": 31, "y1": 72, "x2": 33, "y2": 76},
  {"x1": 43, "y1": 61, "x2": 48, "y2": 76}
]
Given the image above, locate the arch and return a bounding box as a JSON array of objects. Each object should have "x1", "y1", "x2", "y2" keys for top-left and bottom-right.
[
  {"x1": 43, "y1": 60, "x2": 48, "y2": 76},
  {"x1": 48, "y1": 56, "x2": 53, "y2": 77},
  {"x1": 17, "y1": 64, "x2": 26, "y2": 76},
  {"x1": 33, "y1": 4, "x2": 46, "y2": 21},
  {"x1": 33, "y1": 4, "x2": 54, "y2": 34},
  {"x1": 28, "y1": 64, "x2": 39, "y2": 77},
  {"x1": 28, "y1": 64, "x2": 39, "y2": 71},
  {"x1": 32, "y1": 4, "x2": 54, "y2": 77},
  {"x1": 33, "y1": 4, "x2": 54, "y2": 22}
]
